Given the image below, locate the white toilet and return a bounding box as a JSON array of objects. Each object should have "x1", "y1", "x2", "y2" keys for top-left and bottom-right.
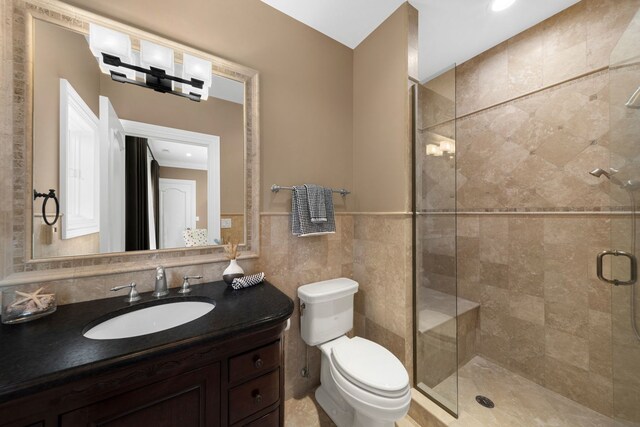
[{"x1": 298, "y1": 278, "x2": 411, "y2": 427}]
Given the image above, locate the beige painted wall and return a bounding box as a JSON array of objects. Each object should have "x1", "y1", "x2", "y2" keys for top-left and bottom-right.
[
  {"x1": 32, "y1": 19, "x2": 101, "y2": 258},
  {"x1": 100, "y1": 75, "x2": 245, "y2": 213},
  {"x1": 159, "y1": 166, "x2": 208, "y2": 230},
  {"x1": 351, "y1": 4, "x2": 416, "y2": 381},
  {"x1": 62, "y1": 0, "x2": 355, "y2": 213},
  {"x1": 353, "y1": 3, "x2": 411, "y2": 213},
  {"x1": 33, "y1": 19, "x2": 100, "y2": 195}
]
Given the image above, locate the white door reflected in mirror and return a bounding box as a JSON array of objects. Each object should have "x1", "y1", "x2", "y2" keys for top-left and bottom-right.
[
  {"x1": 159, "y1": 178, "x2": 196, "y2": 249},
  {"x1": 59, "y1": 79, "x2": 100, "y2": 240}
]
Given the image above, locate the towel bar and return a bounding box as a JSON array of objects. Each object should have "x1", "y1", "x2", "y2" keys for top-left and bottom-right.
[{"x1": 271, "y1": 184, "x2": 350, "y2": 197}]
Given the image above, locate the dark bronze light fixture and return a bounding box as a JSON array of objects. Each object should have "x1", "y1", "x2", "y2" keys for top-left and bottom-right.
[{"x1": 89, "y1": 23, "x2": 212, "y2": 102}]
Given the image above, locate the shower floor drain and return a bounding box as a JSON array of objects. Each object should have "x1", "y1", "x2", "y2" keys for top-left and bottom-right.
[{"x1": 476, "y1": 395, "x2": 495, "y2": 408}]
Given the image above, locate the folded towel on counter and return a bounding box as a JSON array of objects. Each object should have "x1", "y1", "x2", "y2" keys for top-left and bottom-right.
[
  {"x1": 291, "y1": 185, "x2": 336, "y2": 237},
  {"x1": 182, "y1": 228, "x2": 208, "y2": 247},
  {"x1": 304, "y1": 184, "x2": 327, "y2": 223},
  {"x1": 231, "y1": 272, "x2": 265, "y2": 290}
]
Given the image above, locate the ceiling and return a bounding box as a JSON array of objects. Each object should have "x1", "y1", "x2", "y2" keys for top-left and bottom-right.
[
  {"x1": 261, "y1": 0, "x2": 581, "y2": 82},
  {"x1": 148, "y1": 139, "x2": 209, "y2": 170}
]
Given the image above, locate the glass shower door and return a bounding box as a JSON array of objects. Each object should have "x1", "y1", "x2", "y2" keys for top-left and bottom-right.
[
  {"x1": 609, "y1": 6, "x2": 640, "y2": 425},
  {"x1": 413, "y1": 66, "x2": 458, "y2": 416}
]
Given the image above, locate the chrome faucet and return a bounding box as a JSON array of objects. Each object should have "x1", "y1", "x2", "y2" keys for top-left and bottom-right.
[
  {"x1": 152, "y1": 266, "x2": 169, "y2": 298},
  {"x1": 178, "y1": 275, "x2": 203, "y2": 294},
  {"x1": 111, "y1": 282, "x2": 141, "y2": 303}
]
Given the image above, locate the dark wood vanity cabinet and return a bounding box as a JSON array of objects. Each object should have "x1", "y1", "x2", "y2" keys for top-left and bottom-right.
[{"x1": 0, "y1": 323, "x2": 286, "y2": 427}]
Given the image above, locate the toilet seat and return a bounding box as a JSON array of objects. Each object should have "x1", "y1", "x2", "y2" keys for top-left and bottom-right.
[{"x1": 330, "y1": 336, "x2": 409, "y2": 399}]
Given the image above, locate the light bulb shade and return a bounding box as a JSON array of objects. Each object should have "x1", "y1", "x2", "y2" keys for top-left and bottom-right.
[
  {"x1": 89, "y1": 23, "x2": 131, "y2": 59},
  {"x1": 426, "y1": 144, "x2": 443, "y2": 157},
  {"x1": 439, "y1": 140, "x2": 455, "y2": 153},
  {"x1": 140, "y1": 40, "x2": 175, "y2": 74},
  {"x1": 182, "y1": 53, "x2": 212, "y2": 85},
  {"x1": 89, "y1": 23, "x2": 135, "y2": 80},
  {"x1": 182, "y1": 53, "x2": 212, "y2": 100}
]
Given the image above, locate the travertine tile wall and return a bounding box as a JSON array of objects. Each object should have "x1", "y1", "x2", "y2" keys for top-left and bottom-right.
[
  {"x1": 458, "y1": 214, "x2": 613, "y2": 415},
  {"x1": 257, "y1": 214, "x2": 354, "y2": 399},
  {"x1": 352, "y1": 215, "x2": 413, "y2": 373},
  {"x1": 33, "y1": 218, "x2": 100, "y2": 258},
  {"x1": 457, "y1": 71, "x2": 613, "y2": 211},
  {"x1": 456, "y1": 0, "x2": 640, "y2": 118},
  {"x1": 449, "y1": 0, "x2": 640, "y2": 417},
  {"x1": 609, "y1": 27, "x2": 640, "y2": 423}
]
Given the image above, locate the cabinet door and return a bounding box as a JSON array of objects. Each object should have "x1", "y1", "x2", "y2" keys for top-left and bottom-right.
[{"x1": 60, "y1": 364, "x2": 220, "y2": 427}]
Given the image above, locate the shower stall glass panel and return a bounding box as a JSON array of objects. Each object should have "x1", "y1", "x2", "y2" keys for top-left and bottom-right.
[
  {"x1": 609, "y1": 7, "x2": 640, "y2": 425},
  {"x1": 413, "y1": 66, "x2": 458, "y2": 415}
]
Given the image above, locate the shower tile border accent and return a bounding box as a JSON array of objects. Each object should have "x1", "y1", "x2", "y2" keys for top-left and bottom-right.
[
  {"x1": 417, "y1": 208, "x2": 634, "y2": 214},
  {"x1": 456, "y1": 67, "x2": 609, "y2": 122}
]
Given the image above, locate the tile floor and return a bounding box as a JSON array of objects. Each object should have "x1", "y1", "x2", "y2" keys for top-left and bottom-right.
[
  {"x1": 284, "y1": 356, "x2": 640, "y2": 426},
  {"x1": 428, "y1": 356, "x2": 639, "y2": 427},
  {"x1": 284, "y1": 391, "x2": 420, "y2": 427},
  {"x1": 284, "y1": 392, "x2": 335, "y2": 427}
]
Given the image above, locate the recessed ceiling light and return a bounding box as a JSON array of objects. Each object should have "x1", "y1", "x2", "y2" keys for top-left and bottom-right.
[
  {"x1": 491, "y1": 0, "x2": 516, "y2": 12},
  {"x1": 186, "y1": 153, "x2": 192, "y2": 157}
]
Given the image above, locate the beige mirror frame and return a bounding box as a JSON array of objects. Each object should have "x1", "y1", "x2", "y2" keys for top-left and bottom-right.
[{"x1": 0, "y1": 0, "x2": 260, "y2": 285}]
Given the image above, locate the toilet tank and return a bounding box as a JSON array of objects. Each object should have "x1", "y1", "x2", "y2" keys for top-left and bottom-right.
[{"x1": 298, "y1": 278, "x2": 359, "y2": 346}]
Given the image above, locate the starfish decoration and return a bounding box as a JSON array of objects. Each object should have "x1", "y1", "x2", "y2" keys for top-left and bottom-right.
[{"x1": 10, "y1": 287, "x2": 54, "y2": 310}]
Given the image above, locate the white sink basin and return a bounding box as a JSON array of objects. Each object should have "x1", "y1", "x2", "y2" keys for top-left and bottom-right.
[{"x1": 83, "y1": 301, "x2": 215, "y2": 340}]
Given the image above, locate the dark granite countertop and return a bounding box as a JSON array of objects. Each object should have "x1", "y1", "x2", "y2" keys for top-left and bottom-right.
[{"x1": 0, "y1": 280, "x2": 294, "y2": 403}]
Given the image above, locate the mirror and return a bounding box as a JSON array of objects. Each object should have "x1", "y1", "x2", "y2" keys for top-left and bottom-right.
[{"x1": 32, "y1": 18, "x2": 247, "y2": 259}]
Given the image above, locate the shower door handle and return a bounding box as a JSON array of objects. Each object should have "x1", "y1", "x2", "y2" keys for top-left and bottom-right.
[{"x1": 597, "y1": 250, "x2": 637, "y2": 286}]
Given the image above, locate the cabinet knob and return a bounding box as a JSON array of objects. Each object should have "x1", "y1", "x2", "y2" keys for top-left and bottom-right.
[
  {"x1": 253, "y1": 355, "x2": 263, "y2": 369},
  {"x1": 252, "y1": 389, "x2": 263, "y2": 404}
]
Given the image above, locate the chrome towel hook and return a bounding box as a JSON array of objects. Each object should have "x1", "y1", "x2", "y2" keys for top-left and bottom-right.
[{"x1": 33, "y1": 189, "x2": 60, "y2": 226}]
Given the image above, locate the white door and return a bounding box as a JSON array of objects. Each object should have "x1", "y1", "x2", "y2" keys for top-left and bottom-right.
[
  {"x1": 158, "y1": 178, "x2": 196, "y2": 249},
  {"x1": 98, "y1": 96, "x2": 126, "y2": 253}
]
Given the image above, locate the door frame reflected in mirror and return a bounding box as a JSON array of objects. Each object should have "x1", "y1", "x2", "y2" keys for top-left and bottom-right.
[{"x1": 121, "y1": 119, "x2": 222, "y2": 249}]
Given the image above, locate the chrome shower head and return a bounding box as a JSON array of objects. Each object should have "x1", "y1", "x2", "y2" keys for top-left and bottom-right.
[{"x1": 589, "y1": 168, "x2": 640, "y2": 191}]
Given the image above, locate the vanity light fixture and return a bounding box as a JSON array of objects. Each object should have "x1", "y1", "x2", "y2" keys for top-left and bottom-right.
[
  {"x1": 140, "y1": 40, "x2": 175, "y2": 89},
  {"x1": 426, "y1": 144, "x2": 443, "y2": 157},
  {"x1": 182, "y1": 53, "x2": 213, "y2": 101},
  {"x1": 89, "y1": 23, "x2": 212, "y2": 102},
  {"x1": 439, "y1": 140, "x2": 455, "y2": 154},
  {"x1": 491, "y1": 0, "x2": 516, "y2": 12},
  {"x1": 89, "y1": 23, "x2": 135, "y2": 80}
]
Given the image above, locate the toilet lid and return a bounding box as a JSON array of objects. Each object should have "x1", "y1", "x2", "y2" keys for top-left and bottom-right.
[{"x1": 331, "y1": 337, "x2": 409, "y2": 395}]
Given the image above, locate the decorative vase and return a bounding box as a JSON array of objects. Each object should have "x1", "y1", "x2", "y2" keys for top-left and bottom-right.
[{"x1": 223, "y1": 259, "x2": 245, "y2": 285}]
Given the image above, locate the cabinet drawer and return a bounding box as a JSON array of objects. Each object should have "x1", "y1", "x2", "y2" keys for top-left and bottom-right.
[
  {"x1": 229, "y1": 369, "x2": 279, "y2": 425},
  {"x1": 244, "y1": 407, "x2": 279, "y2": 427},
  {"x1": 229, "y1": 340, "x2": 280, "y2": 383}
]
